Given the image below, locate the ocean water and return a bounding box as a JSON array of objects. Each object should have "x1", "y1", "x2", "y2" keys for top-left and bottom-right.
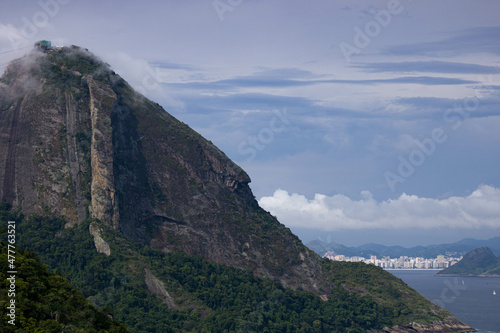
[{"x1": 389, "y1": 270, "x2": 500, "y2": 333}]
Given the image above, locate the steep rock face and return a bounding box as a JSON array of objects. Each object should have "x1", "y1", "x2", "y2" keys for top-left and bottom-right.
[
  {"x1": 0, "y1": 47, "x2": 325, "y2": 293},
  {"x1": 144, "y1": 268, "x2": 178, "y2": 310},
  {"x1": 89, "y1": 221, "x2": 111, "y2": 256},
  {"x1": 64, "y1": 91, "x2": 87, "y2": 223},
  {"x1": 110, "y1": 89, "x2": 324, "y2": 291},
  {"x1": 0, "y1": 52, "x2": 91, "y2": 222},
  {"x1": 88, "y1": 77, "x2": 119, "y2": 229}
]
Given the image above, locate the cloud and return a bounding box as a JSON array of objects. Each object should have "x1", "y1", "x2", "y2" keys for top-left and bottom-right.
[
  {"x1": 258, "y1": 185, "x2": 500, "y2": 231},
  {"x1": 148, "y1": 60, "x2": 199, "y2": 72},
  {"x1": 105, "y1": 52, "x2": 185, "y2": 109},
  {"x1": 394, "y1": 95, "x2": 500, "y2": 119},
  {"x1": 353, "y1": 61, "x2": 500, "y2": 74},
  {"x1": 382, "y1": 26, "x2": 500, "y2": 57},
  {"x1": 1, "y1": 49, "x2": 46, "y2": 97},
  {"x1": 166, "y1": 74, "x2": 477, "y2": 91},
  {"x1": 363, "y1": 76, "x2": 477, "y2": 85},
  {"x1": 0, "y1": 23, "x2": 30, "y2": 50},
  {"x1": 252, "y1": 68, "x2": 326, "y2": 80},
  {"x1": 0, "y1": 24, "x2": 33, "y2": 72}
]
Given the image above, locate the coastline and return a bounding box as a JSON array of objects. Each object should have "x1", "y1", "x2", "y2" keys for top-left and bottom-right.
[
  {"x1": 435, "y1": 273, "x2": 500, "y2": 278},
  {"x1": 391, "y1": 269, "x2": 500, "y2": 332},
  {"x1": 386, "y1": 269, "x2": 441, "y2": 271}
]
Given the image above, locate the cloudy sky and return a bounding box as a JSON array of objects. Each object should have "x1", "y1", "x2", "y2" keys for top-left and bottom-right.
[{"x1": 1, "y1": 0, "x2": 499, "y2": 247}]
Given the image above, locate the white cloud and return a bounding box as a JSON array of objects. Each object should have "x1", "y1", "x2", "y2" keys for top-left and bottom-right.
[
  {"x1": 104, "y1": 52, "x2": 185, "y2": 110},
  {"x1": 258, "y1": 185, "x2": 500, "y2": 230},
  {"x1": 0, "y1": 23, "x2": 27, "y2": 48},
  {"x1": 368, "y1": 133, "x2": 419, "y2": 154}
]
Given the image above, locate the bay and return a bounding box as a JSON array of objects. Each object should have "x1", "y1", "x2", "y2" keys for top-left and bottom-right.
[{"x1": 389, "y1": 270, "x2": 500, "y2": 333}]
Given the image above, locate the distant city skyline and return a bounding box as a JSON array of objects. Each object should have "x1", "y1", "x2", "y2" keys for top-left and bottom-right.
[
  {"x1": 323, "y1": 252, "x2": 462, "y2": 270},
  {"x1": 1, "y1": 1, "x2": 499, "y2": 246}
]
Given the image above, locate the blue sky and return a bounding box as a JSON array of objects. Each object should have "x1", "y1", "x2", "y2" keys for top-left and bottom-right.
[{"x1": 1, "y1": 0, "x2": 499, "y2": 247}]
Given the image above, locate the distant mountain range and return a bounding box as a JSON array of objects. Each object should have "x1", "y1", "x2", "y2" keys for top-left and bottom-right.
[
  {"x1": 306, "y1": 236, "x2": 500, "y2": 259},
  {"x1": 437, "y1": 247, "x2": 500, "y2": 277}
]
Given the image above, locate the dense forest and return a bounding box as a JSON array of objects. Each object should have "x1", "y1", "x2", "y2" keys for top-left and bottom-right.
[
  {"x1": 0, "y1": 204, "x2": 128, "y2": 332},
  {"x1": 0, "y1": 203, "x2": 443, "y2": 332}
]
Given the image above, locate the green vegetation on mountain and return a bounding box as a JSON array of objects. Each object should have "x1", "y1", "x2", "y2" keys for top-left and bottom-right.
[
  {"x1": 2, "y1": 204, "x2": 461, "y2": 332},
  {"x1": 0, "y1": 208, "x2": 128, "y2": 332},
  {"x1": 437, "y1": 247, "x2": 500, "y2": 276}
]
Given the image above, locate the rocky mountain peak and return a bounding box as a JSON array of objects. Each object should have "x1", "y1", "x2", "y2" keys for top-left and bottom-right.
[
  {"x1": 463, "y1": 246, "x2": 496, "y2": 261},
  {"x1": 0, "y1": 45, "x2": 322, "y2": 293}
]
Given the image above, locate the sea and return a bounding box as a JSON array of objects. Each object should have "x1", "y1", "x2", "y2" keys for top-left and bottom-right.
[{"x1": 389, "y1": 270, "x2": 500, "y2": 333}]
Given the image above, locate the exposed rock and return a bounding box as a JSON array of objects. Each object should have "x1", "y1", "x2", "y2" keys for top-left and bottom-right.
[
  {"x1": 0, "y1": 53, "x2": 90, "y2": 222},
  {"x1": 89, "y1": 221, "x2": 111, "y2": 256},
  {"x1": 144, "y1": 268, "x2": 177, "y2": 310},
  {"x1": 373, "y1": 320, "x2": 475, "y2": 332},
  {"x1": 0, "y1": 49, "x2": 322, "y2": 293},
  {"x1": 64, "y1": 91, "x2": 86, "y2": 224},
  {"x1": 88, "y1": 77, "x2": 119, "y2": 230}
]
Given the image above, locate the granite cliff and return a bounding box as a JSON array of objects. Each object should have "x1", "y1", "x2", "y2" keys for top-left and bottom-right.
[{"x1": 0, "y1": 46, "x2": 321, "y2": 293}]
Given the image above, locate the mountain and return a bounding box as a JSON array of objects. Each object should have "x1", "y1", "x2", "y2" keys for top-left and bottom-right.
[
  {"x1": 0, "y1": 45, "x2": 321, "y2": 293},
  {"x1": 307, "y1": 237, "x2": 500, "y2": 258},
  {"x1": 305, "y1": 239, "x2": 360, "y2": 257},
  {"x1": 0, "y1": 45, "x2": 474, "y2": 332},
  {"x1": 437, "y1": 247, "x2": 500, "y2": 277}
]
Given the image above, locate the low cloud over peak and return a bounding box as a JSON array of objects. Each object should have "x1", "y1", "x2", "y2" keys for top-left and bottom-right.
[{"x1": 259, "y1": 185, "x2": 500, "y2": 231}]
